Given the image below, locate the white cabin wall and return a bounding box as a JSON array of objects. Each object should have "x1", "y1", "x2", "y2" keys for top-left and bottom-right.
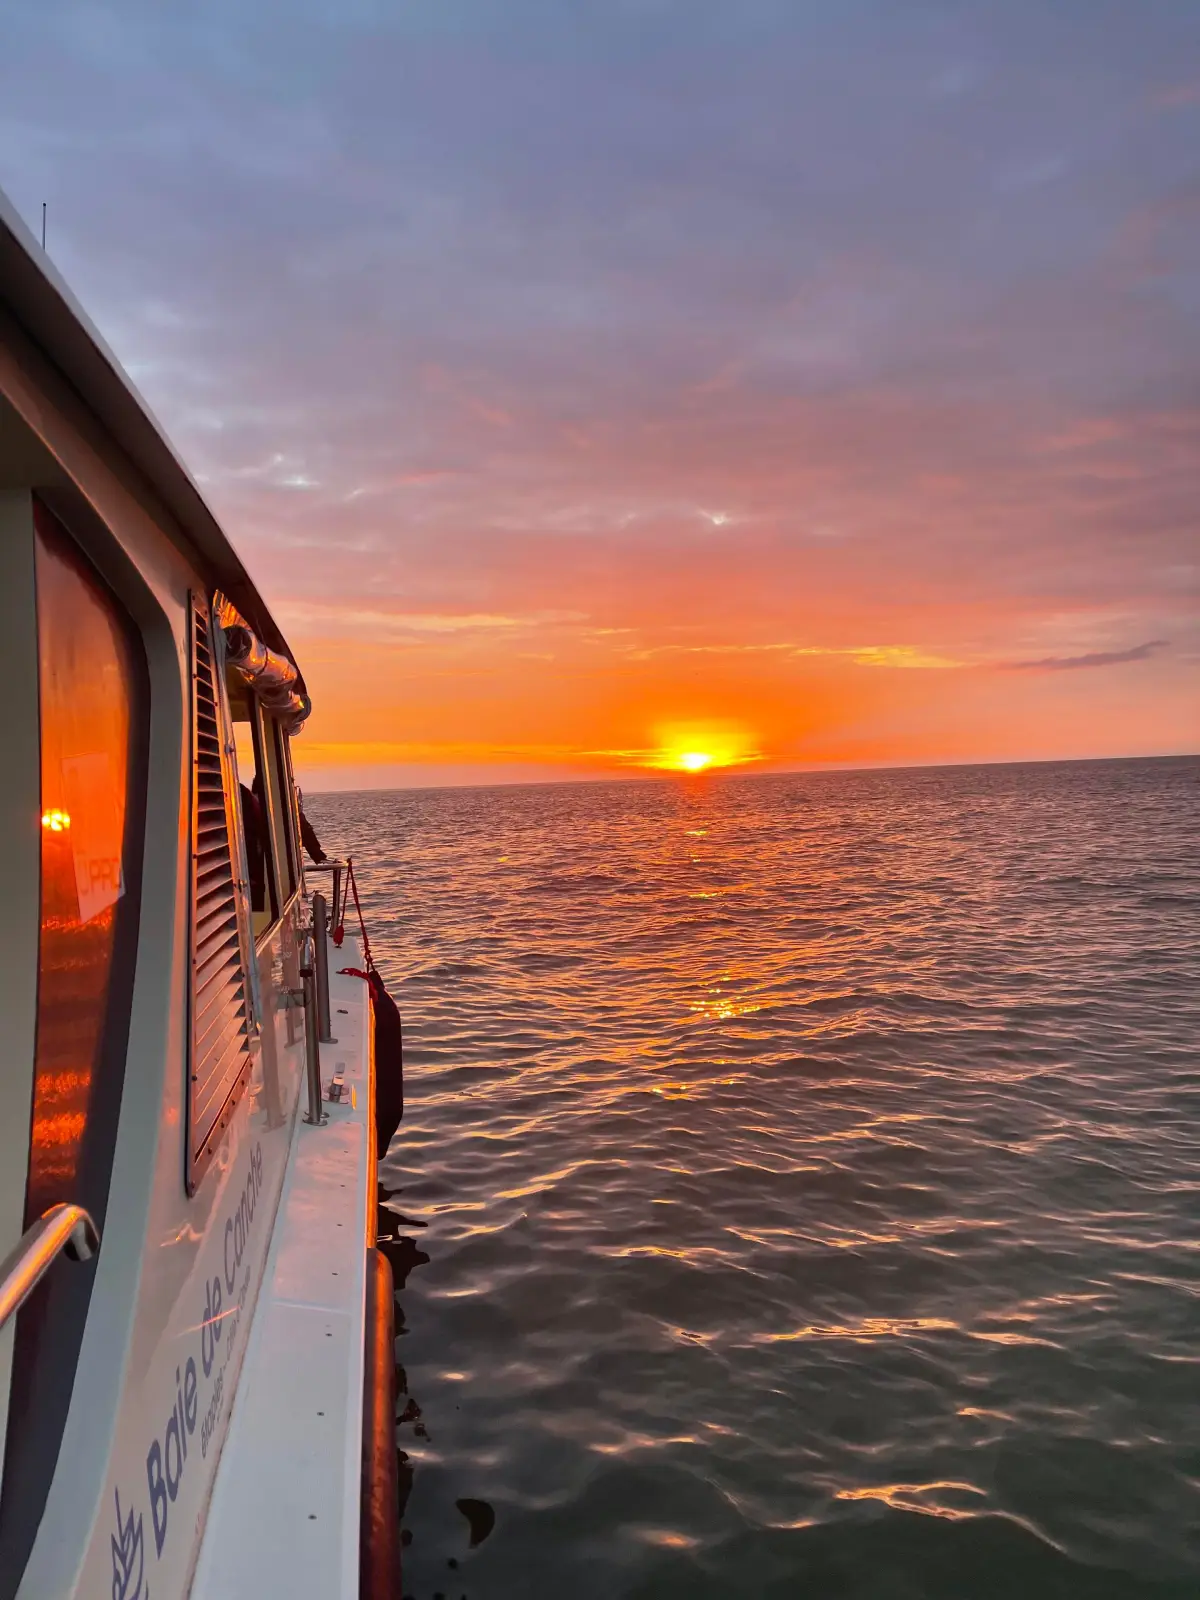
[
  {"x1": 0, "y1": 490, "x2": 41, "y2": 1479},
  {"x1": 0, "y1": 305, "x2": 314, "y2": 1600},
  {"x1": 0, "y1": 304, "x2": 199, "y2": 1598},
  {"x1": 0, "y1": 308, "x2": 308, "y2": 1600}
]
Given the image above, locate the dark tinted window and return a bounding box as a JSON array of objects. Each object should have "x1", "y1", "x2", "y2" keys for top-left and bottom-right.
[{"x1": 0, "y1": 502, "x2": 146, "y2": 1593}]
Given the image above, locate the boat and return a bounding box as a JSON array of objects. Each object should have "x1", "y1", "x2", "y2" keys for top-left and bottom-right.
[{"x1": 0, "y1": 184, "x2": 402, "y2": 1599}]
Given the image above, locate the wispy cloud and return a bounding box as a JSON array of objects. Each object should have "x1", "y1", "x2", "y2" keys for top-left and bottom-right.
[
  {"x1": 850, "y1": 646, "x2": 962, "y2": 670},
  {"x1": 627, "y1": 641, "x2": 962, "y2": 669},
  {"x1": 277, "y1": 601, "x2": 586, "y2": 638},
  {"x1": 1004, "y1": 640, "x2": 1168, "y2": 672}
]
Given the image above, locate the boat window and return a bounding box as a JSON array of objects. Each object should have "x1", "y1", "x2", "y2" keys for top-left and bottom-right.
[
  {"x1": 265, "y1": 714, "x2": 300, "y2": 899},
  {"x1": 0, "y1": 501, "x2": 147, "y2": 1579},
  {"x1": 231, "y1": 697, "x2": 300, "y2": 933},
  {"x1": 231, "y1": 697, "x2": 278, "y2": 937}
]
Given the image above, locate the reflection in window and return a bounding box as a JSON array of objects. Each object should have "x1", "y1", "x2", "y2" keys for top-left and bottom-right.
[
  {"x1": 27, "y1": 508, "x2": 138, "y2": 1222},
  {"x1": 0, "y1": 503, "x2": 145, "y2": 1581}
]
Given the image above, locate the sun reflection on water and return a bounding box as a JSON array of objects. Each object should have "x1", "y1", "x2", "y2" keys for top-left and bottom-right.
[{"x1": 835, "y1": 1481, "x2": 988, "y2": 1521}]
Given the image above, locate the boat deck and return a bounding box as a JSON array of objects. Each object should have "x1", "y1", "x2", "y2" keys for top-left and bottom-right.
[{"x1": 191, "y1": 939, "x2": 374, "y2": 1600}]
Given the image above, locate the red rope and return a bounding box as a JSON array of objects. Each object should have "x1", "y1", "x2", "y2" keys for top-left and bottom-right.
[{"x1": 341, "y1": 856, "x2": 375, "y2": 972}]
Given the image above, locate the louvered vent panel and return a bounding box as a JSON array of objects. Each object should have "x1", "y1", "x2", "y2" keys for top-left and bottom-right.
[{"x1": 189, "y1": 593, "x2": 253, "y2": 1181}]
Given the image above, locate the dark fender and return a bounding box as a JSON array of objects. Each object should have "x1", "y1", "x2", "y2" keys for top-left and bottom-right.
[{"x1": 368, "y1": 969, "x2": 404, "y2": 1159}]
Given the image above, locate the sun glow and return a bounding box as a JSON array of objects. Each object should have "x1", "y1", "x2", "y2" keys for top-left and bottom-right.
[{"x1": 647, "y1": 721, "x2": 758, "y2": 774}]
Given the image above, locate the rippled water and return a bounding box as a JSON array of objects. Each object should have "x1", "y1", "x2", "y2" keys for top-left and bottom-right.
[{"x1": 307, "y1": 756, "x2": 1200, "y2": 1599}]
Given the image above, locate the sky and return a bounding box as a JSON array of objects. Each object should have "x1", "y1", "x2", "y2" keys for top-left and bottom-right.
[{"x1": 2, "y1": 0, "x2": 1198, "y2": 788}]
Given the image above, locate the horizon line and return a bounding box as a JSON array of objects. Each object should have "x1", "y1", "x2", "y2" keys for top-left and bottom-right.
[{"x1": 297, "y1": 748, "x2": 1198, "y2": 799}]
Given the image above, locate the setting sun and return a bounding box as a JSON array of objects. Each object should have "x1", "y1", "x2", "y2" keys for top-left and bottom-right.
[{"x1": 646, "y1": 722, "x2": 759, "y2": 774}]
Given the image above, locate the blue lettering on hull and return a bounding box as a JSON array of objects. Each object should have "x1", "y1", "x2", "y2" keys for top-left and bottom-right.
[{"x1": 132, "y1": 1141, "x2": 264, "y2": 1567}]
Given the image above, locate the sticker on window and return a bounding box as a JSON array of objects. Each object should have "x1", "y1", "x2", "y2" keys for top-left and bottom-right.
[{"x1": 61, "y1": 750, "x2": 125, "y2": 922}]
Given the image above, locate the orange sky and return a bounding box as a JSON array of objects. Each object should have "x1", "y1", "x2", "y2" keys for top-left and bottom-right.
[
  {"x1": 271, "y1": 377, "x2": 1197, "y2": 788},
  {"x1": 6, "y1": 3, "x2": 1197, "y2": 787},
  {"x1": 278, "y1": 541, "x2": 1197, "y2": 789}
]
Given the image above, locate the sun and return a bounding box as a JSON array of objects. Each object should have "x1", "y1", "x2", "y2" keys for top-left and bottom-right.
[{"x1": 644, "y1": 721, "x2": 759, "y2": 774}]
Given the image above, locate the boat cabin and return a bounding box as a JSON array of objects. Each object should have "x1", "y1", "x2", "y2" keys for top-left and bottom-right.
[{"x1": 0, "y1": 187, "x2": 396, "y2": 1598}]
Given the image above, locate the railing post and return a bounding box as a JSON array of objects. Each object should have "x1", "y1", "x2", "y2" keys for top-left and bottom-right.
[
  {"x1": 313, "y1": 891, "x2": 336, "y2": 1044},
  {"x1": 330, "y1": 862, "x2": 344, "y2": 939},
  {"x1": 300, "y1": 940, "x2": 325, "y2": 1126}
]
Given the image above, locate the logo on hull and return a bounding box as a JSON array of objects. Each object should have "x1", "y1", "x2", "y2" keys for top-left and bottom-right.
[{"x1": 111, "y1": 1487, "x2": 146, "y2": 1600}]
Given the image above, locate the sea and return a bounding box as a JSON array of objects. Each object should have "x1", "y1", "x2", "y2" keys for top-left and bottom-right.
[{"x1": 306, "y1": 755, "x2": 1200, "y2": 1600}]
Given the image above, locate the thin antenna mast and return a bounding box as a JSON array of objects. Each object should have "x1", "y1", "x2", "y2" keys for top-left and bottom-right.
[{"x1": 41, "y1": 203, "x2": 46, "y2": 250}]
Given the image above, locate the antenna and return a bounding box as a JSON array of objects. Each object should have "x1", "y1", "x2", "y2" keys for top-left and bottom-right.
[{"x1": 41, "y1": 203, "x2": 46, "y2": 250}]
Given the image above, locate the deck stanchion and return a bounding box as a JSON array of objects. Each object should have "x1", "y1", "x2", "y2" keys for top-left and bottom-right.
[
  {"x1": 301, "y1": 942, "x2": 325, "y2": 1125},
  {"x1": 330, "y1": 862, "x2": 344, "y2": 939},
  {"x1": 313, "y1": 891, "x2": 336, "y2": 1043}
]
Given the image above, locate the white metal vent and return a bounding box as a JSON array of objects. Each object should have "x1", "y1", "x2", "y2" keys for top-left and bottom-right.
[{"x1": 189, "y1": 591, "x2": 254, "y2": 1188}]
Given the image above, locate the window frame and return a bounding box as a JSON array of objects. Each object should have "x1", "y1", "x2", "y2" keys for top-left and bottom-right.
[
  {"x1": 233, "y1": 693, "x2": 281, "y2": 935},
  {"x1": 0, "y1": 497, "x2": 150, "y2": 1583},
  {"x1": 281, "y1": 729, "x2": 305, "y2": 883},
  {"x1": 240, "y1": 698, "x2": 303, "y2": 951},
  {"x1": 267, "y1": 715, "x2": 300, "y2": 901}
]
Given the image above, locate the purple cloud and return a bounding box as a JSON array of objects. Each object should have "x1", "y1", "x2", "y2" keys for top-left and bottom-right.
[{"x1": 1006, "y1": 639, "x2": 1168, "y2": 671}]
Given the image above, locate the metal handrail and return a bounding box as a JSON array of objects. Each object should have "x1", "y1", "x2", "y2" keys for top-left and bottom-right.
[
  {"x1": 330, "y1": 860, "x2": 343, "y2": 937},
  {"x1": 300, "y1": 932, "x2": 325, "y2": 1127},
  {"x1": 312, "y1": 891, "x2": 336, "y2": 1045},
  {"x1": 0, "y1": 1204, "x2": 100, "y2": 1331},
  {"x1": 307, "y1": 858, "x2": 346, "y2": 935}
]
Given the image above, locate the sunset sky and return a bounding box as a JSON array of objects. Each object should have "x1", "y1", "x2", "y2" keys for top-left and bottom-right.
[{"x1": 3, "y1": 1, "x2": 1198, "y2": 787}]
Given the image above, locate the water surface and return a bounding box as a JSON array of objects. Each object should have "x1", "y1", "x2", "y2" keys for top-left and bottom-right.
[{"x1": 309, "y1": 756, "x2": 1200, "y2": 1598}]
